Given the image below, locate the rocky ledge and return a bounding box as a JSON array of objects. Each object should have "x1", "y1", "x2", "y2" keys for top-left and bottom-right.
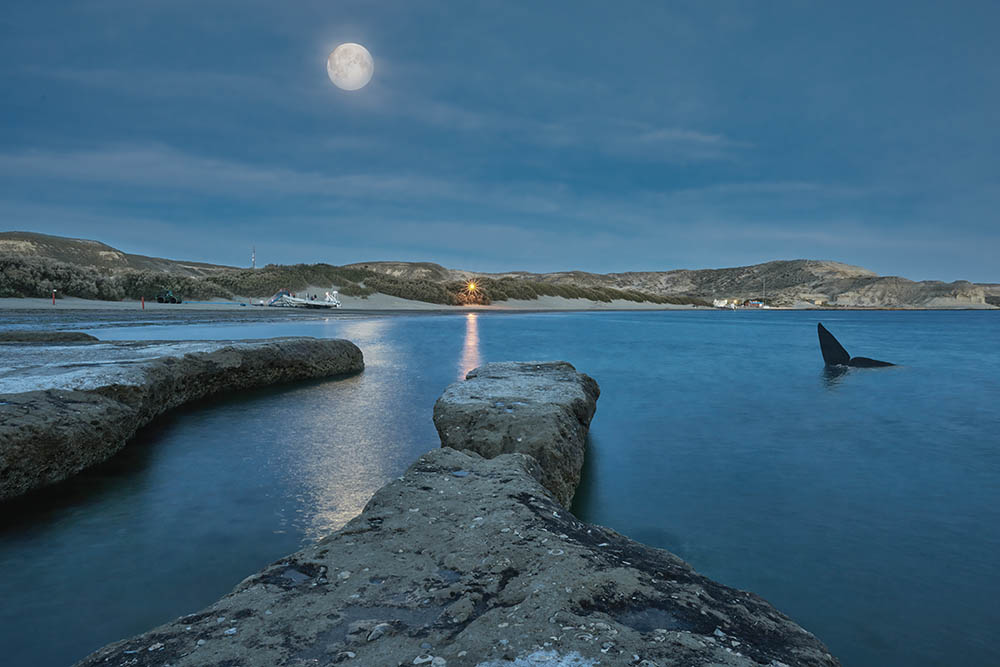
[
  {"x1": 0, "y1": 337, "x2": 363, "y2": 501},
  {"x1": 434, "y1": 362, "x2": 599, "y2": 508},
  {"x1": 78, "y1": 361, "x2": 838, "y2": 667},
  {"x1": 0, "y1": 330, "x2": 98, "y2": 342}
]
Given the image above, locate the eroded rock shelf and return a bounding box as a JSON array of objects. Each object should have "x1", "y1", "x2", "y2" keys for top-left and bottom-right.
[{"x1": 0, "y1": 337, "x2": 364, "y2": 501}]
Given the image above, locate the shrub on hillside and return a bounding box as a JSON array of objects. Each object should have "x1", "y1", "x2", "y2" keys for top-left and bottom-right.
[
  {"x1": 0, "y1": 256, "x2": 125, "y2": 300},
  {"x1": 440, "y1": 276, "x2": 706, "y2": 306},
  {"x1": 204, "y1": 264, "x2": 374, "y2": 298},
  {"x1": 113, "y1": 271, "x2": 233, "y2": 301},
  {"x1": 365, "y1": 274, "x2": 459, "y2": 305},
  {"x1": 0, "y1": 255, "x2": 710, "y2": 307}
]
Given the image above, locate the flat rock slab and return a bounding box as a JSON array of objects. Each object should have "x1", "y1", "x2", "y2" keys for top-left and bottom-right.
[
  {"x1": 0, "y1": 330, "x2": 98, "y2": 343},
  {"x1": 433, "y1": 362, "x2": 599, "y2": 507},
  {"x1": 0, "y1": 337, "x2": 363, "y2": 501},
  {"x1": 78, "y1": 447, "x2": 838, "y2": 667}
]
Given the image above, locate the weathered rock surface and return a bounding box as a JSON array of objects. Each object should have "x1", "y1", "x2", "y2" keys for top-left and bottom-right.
[
  {"x1": 433, "y1": 362, "x2": 599, "y2": 507},
  {"x1": 75, "y1": 362, "x2": 839, "y2": 665},
  {"x1": 0, "y1": 330, "x2": 98, "y2": 342},
  {"x1": 78, "y1": 447, "x2": 838, "y2": 667},
  {"x1": 0, "y1": 337, "x2": 363, "y2": 501}
]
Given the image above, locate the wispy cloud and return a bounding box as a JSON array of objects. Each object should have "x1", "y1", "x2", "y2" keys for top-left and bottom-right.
[
  {"x1": 0, "y1": 144, "x2": 465, "y2": 201},
  {"x1": 0, "y1": 143, "x2": 624, "y2": 224},
  {"x1": 0, "y1": 143, "x2": 869, "y2": 229},
  {"x1": 36, "y1": 66, "x2": 269, "y2": 100},
  {"x1": 635, "y1": 128, "x2": 731, "y2": 146},
  {"x1": 5, "y1": 141, "x2": 975, "y2": 277},
  {"x1": 27, "y1": 59, "x2": 745, "y2": 164},
  {"x1": 614, "y1": 124, "x2": 750, "y2": 161}
]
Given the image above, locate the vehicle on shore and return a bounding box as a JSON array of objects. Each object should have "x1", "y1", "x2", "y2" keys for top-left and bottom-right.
[{"x1": 155, "y1": 290, "x2": 181, "y2": 304}]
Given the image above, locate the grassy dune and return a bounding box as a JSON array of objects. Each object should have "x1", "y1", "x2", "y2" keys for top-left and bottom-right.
[{"x1": 0, "y1": 256, "x2": 700, "y2": 306}]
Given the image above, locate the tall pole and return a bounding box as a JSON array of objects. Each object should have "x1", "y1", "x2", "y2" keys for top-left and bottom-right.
[{"x1": 252, "y1": 245, "x2": 256, "y2": 270}]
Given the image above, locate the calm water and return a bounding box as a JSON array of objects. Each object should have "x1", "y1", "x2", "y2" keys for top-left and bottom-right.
[{"x1": 1, "y1": 310, "x2": 998, "y2": 666}]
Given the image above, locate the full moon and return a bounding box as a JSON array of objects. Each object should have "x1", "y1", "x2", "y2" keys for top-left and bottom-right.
[{"x1": 327, "y1": 43, "x2": 374, "y2": 91}]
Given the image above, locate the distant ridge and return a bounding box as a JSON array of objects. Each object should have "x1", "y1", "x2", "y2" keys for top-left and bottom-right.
[
  {"x1": 345, "y1": 259, "x2": 996, "y2": 308},
  {"x1": 2, "y1": 231, "x2": 996, "y2": 308},
  {"x1": 0, "y1": 231, "x2": 234, "y2": 277}
]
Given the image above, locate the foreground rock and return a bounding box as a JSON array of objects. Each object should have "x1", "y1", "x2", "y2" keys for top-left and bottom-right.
[
  {"x1": 0, "y1": 337, "x2": 363, "y2": 501},
  {"x1": 433, "y1": 362, "x2": 599, "y2": 507},
  {"x1": 78, "y1": 447, "x2": 837, "y2": 667},
  {"x1": 79, "y1": 361, "x2": 838, "y2": 666}
]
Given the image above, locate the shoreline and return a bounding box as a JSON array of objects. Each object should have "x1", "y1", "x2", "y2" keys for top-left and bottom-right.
[
  {"x1": 0, "y1": 294, "x2": 709, "y2": 312},
  {"x1": 1, "y1": 295, "x2": 995, "y2": 313}
]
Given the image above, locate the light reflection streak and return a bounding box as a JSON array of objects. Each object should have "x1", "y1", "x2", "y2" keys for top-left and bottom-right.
[
  {"x1": 458, "y1": 313, "x2": 482, "y2": 380},
  {"x1": 288, "y1": 317, "x2": 409, "y2": 540}
]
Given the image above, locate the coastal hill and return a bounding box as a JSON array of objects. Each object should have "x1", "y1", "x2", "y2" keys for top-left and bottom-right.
[
  {"x1": 0, "y1": 231, "x2": 233, "y2": 277},
  {"x1": 347, "y1": 259, "x2": 996, "y2": 308},
  {"x1": 1, "y1": 231, "x2": 996, "y2": 308}
]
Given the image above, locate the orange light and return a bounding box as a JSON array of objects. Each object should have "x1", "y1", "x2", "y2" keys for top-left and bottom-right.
[{"x1": 466, "y1": 281, "x2": 477, "y2": 293}]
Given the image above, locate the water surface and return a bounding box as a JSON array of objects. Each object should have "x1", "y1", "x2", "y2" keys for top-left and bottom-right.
[{"x1": 0, "y1": 309, "x2": 997, "y2": 666}]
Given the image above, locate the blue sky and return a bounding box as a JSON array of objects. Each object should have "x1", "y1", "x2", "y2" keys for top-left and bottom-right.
[{"x1": 1, "y1": 1, "x2": 997, "y2": 281}]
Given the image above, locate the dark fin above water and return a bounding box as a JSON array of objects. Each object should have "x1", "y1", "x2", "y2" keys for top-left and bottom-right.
[
  {"x1": 847, "y1": 356, "x2": 895, "y2": 368},
  {"x1": 817, "y1": 323, "x2": 851, "y2": 366},
  {"x1": 817, "y1": 322, "x2": 894, "y2": 367}
]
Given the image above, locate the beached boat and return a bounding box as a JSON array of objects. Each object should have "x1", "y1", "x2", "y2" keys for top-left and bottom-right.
[{"x1": 265, "y1": 289, "x2": 342, "y2": 309}]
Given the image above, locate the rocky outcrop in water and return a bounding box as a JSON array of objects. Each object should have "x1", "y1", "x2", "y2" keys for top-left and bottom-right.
[
  {"x1": 77, "y1": 361, "x2": 839, "y2": 667},
  {"x1": 0, "y1": 337, "x2": 363, "y2": 501},
  {"x1": 433, "y1": 361, "x2": 599, "y2": 507},
  {"x1": 0, "y1": 331, "x2": 98, "y2": 342}
]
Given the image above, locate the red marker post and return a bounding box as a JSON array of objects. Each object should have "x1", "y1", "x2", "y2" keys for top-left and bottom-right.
[
  {"x1": 141, "y1": 296, "x2": 145, "y2": 310},
  {"x1": 51, "y1": 289, "x2": 56, "y2": 305}
]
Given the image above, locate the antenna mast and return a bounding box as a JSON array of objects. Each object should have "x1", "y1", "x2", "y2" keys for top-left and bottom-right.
[{"x1": 252, "y1": 245, "x2": 256, "y2": 270}]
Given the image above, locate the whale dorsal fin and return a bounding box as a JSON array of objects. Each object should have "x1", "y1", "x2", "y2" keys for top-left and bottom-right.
[
  {"x1": 817, "y1": 323, "x2": 851, "y2": 366},
  {"x1": 848, "y1": 356, "x2": 895, "y2": 368}
]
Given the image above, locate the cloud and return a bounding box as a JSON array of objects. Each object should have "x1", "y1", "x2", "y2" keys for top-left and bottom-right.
[
  {"x1": 28, "y1": 58, "x2": 744, "y2": 164},
  {"x1": 36, "y1": 67, "x2": 270, "y2": 100},
  {"x1": 635, "y1": 128, "x2": 731, "y2": 146},
  {"x1": 4, "y1": 142, "x2": 989, "y2": 279},
  {"x1": 0, "y1": 143, "x2": 632, "y2": 225},
  {"x1": 613, "y1": 124, "x2": 750, "y2": 161},
  {"x1": 0, "y1": 143, "x2": 869, "y2": 232},
  {"x1": 0, "y1": 144, "x2": 464, "y2": 201}
]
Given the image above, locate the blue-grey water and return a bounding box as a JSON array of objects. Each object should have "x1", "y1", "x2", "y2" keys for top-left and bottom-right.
[{"x1": 1, "y1": 310, "x2": 998, "y2": 666}]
